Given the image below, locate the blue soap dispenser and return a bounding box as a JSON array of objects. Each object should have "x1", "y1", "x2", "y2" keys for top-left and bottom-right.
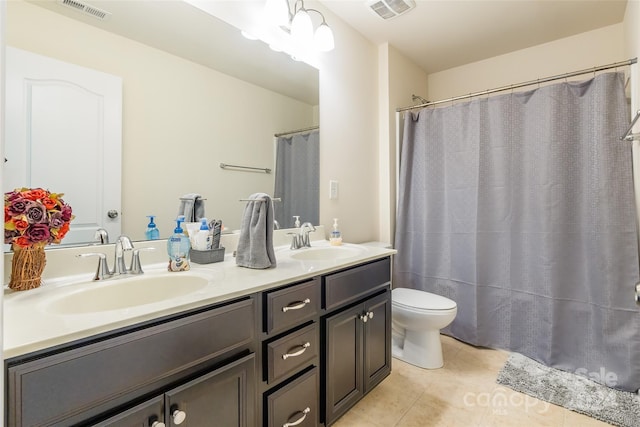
[
  {"x1": 167, "y1": 215, "x2": 191, "y2": 272},
  {"x1": 145, "y1": 215, "x2": 160, "y2": 240}
]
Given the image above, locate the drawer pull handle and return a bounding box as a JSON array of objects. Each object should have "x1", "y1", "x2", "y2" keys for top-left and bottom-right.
[
  {"x1": 282, "y1": 298, "x2": 311, "y2": 312},
  {"x1": 283, "y1": 407, "x2": 311, "y2": 427},
  {"x1": 282, "y1": 342, "x2": 311, "y2": 360}
]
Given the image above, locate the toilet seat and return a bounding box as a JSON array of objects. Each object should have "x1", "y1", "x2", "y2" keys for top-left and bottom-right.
[{"x1": 392, "y1": 288, "x2": 457, "y2": 311}]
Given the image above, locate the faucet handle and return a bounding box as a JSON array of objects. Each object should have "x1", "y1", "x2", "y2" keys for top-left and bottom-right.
[
  {"x1": 129, "y1": 247, "x2": 156, "y2": 275},
  {"x1": 77, "y1": 252, "x2": 112, "y2": 281},
  {"x1": 287, "y1": 232, "x2": 301, "y2": 250}
]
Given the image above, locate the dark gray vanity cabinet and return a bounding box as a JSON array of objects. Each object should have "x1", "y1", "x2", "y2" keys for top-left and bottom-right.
[
  {"x1": 94, "y1": 353, "x2": 255, "y2": 427},
  {"x1": 6, "y1": 296, "x2": 257, "y2": 427},
  {"x1": 5, "y1": 255, "x2": 393, "y2": 427},
  {"x1": 260, "y1": 278, "x2": 321, "y2": 427},
  {"x1": 322, "y1": 258, "x2": 392, "y2": 426}
]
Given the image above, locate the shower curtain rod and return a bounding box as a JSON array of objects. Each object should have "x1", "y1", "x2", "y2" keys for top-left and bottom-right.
[
  {"x1": 396, "y1": 58, "x2": 638, "y2": 112},
  {"x1": 274, "y1": 125, "x2": 319, "y2": 138}
]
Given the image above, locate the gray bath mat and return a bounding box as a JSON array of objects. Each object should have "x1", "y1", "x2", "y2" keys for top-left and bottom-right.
[{"x1": 496, "y1": 353, "x2": 640, "y2": 427}]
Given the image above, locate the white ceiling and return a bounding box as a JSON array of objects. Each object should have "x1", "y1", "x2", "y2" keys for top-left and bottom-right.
[{"x1": 320, "y1": 0, "x2": 629, "y2": 74}]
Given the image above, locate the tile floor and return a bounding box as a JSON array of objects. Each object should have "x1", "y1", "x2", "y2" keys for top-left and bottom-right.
[{"x1": 333, "y1": 335, "x2": 611, "y2": 427}]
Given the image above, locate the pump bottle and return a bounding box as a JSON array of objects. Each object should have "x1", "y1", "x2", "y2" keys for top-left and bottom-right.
[{"x1": 167, "y1": 215, "x2": 191, "y2": 271}]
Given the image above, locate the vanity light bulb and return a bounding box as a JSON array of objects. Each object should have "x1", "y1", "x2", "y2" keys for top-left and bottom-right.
[
  {"x1": 290, "y1": 9, "x2": 314, "y2": 45},
  {"x1": 314, "y1": 23, "x2": 335, "y2": 52}
]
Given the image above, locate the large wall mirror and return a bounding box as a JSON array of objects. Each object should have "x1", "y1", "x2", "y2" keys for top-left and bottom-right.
[{"x1": 4, "y1": 0, "x2": 319, "y2": 248}]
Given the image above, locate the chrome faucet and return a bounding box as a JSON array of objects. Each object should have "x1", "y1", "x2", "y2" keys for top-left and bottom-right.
[
  {"x1": 77, "y1": 235, "x2": 155, "y2": 280},
  {"x1": 94, "y1": 228, "x2": 109, "y2": 244},
  {"x1": 114, "y1": 235, "x2": 134, "y2": 275},
  {"x1": 288, "y1": 222, "x2": 316, "y2": 250},
  {"x1": 299, "y1": 222, "x2": 316, "y2": 247}
]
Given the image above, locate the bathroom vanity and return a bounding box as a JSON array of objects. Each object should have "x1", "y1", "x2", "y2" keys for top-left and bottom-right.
[{"x1": 3, "y1": 240, "x2": 394, "y2": 427}]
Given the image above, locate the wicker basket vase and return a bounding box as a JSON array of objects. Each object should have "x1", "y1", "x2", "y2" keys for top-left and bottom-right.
[{"x1": 9, "y1": 243, "x2": 47, "y2": 291}]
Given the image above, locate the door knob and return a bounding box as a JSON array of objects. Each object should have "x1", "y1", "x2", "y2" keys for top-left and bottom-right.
[{"x1": 107, "y1": 209, "x2": 119, "y2": 219}]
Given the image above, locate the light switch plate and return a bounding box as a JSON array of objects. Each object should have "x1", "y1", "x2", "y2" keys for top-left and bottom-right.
[{"x1": 329, "y1": 180, "x2": 339, "y2": 199}]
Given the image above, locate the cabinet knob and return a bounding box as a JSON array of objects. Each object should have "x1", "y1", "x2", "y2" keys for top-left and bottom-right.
[
  {"x1": 283, "y1": 407, "x2": 310, "y2": 427},
  {"x1": 368, "y1": 311, "x2": 374, "y2": 319},
  {"x1": 282, "y1": 342, "x2": 311, "y2": 360},
  {"x1": 151, "y1": 421, "x2": 166, "y2": 427},
  {"x1": 172, "y1": 409, "x2": 187, "y2": 425},
  {"x1": 282, "y1": 298, "x2": 311, "y2": 312},
  {"x1": 359, "y1": 314, "x2": 368, "y2": 323}
]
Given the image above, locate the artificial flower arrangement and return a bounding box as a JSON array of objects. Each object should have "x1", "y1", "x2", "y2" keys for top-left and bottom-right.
[{"x1": 4, "y1": 187, "x2": 74, "y2": 248}]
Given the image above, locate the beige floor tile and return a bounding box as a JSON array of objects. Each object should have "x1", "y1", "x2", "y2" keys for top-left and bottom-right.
[{"x1": 333, "y1": 334, "x2": 612, "y2": 427}]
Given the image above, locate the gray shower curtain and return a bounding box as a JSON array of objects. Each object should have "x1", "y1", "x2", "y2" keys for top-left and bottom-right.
[
  {"x1": 394, "y1": 72, "x2": 640, "y2": 392},
  {"x1": 274, "y1": 130, "x2": 319, "y2": 228}
]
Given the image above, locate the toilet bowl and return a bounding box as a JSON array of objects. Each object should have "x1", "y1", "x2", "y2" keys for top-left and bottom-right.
[{"x1": 392, "y1": 288, "x2": 457, "y2": 369}]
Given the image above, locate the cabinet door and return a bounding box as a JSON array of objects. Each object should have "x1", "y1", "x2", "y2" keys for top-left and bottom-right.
[
  {"x1": 363, "y1": 290, "x2": 391, "y2": 393},
  {"x1": 323, "y1": 304, "x2": 363, "y2": 426},
  {"x1": 90, "y1": 396, "x2": 164, "y2": 427},
  {"x1": 164, "y1": 353, "x2": 256, "y2": 427}
]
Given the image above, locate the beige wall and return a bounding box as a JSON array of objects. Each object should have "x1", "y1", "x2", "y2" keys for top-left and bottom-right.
[
  {"x1": 316, "y1": 5, "x2": 379, "y2": 243},
  {"x1": 378, "y1": 44, "x2": 428, "y2": 244},
  {"x1": 427, "y1": 23, "x2": 625, "y2": 102},
  {"x1": 6, "y1": 0, "x2": 316, "y2": 239}
]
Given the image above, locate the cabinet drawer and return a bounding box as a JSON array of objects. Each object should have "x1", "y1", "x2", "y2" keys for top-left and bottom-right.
[
  {"x1": 324, "y1": 257, "x2": 391, "y2": 311},
  {"x1": 266, "y1": 323, "x2": 318, "y2": 384},
  {"x1": 265, "y1": 278, "x2": 320, "y2": 334},
  {"x1": 7, "y1": 297, "x2": 256, "y2": 427},
  {"x1": 266, "y1": 368, "x2": 319, "y2": 427}
]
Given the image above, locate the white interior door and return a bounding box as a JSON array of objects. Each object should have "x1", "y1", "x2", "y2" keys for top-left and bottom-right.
[{"x1": 4, "y1": 47, "x2": 122, "y2": 245}]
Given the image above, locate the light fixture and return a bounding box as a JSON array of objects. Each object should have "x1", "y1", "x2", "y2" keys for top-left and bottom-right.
[{"x1": 264, "y1": 0, "x2": 335, "y2": 52}]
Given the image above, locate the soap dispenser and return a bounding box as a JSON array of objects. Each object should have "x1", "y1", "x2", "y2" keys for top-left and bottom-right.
[
  {"x1": 145, "y1": 215, "x2": 160, "y2": 240},
  {"x1": 330, "y1": 218, "x2": 343, "y2": 246},
  {"x1": 167, "y1": 215, "x2": 191, "y2": 271},
  {"x1": 194, "y1": 217, "x2": 212, "y2": 250},
  {"x1": 293, "y1": 216, "x2": 301, "y2": 228}
]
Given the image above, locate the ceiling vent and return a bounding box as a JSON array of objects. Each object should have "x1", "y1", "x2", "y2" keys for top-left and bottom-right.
[
  {"x1": 57, "y1": 0, "x2": 111, "y2": 21},
  {"x1": 367, "y1": 0, "x2": 416, "y2": 20}
]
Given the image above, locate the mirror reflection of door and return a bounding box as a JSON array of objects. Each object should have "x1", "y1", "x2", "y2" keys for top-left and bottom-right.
[
  {"x1": 4, "y1": 47, "x2": 123, "y2": 246},
  {"x1": 273, "y1": 129, "x2": 320, "y2": 228}
]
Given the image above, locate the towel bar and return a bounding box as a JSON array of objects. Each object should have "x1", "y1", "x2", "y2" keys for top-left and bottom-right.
[
  {"x1": 239, "y1": 197, "x2": 281, "y2": 202},
  {"x1": 220, "y1": 163, "x2": 271, "y2": 173}
]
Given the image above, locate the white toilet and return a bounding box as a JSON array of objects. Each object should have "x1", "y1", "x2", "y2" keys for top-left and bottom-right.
[{"x1": 391, "y1": 288, "x2": 458, "y2": 369}]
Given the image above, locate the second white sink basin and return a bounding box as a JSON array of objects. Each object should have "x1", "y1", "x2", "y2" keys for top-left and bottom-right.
[
  {"x1": 46, "y1": 273, "x2": 209, "y2": 315},
  {"x1": 289, "y1": 245, "x2": 365, "y2": 261}
]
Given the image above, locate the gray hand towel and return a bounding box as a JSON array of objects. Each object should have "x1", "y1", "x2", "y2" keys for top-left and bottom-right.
[
  {"x1": 178, "y1": 193, "x2": 205, "y2": 223},
  {"x1": 236, "y1": 193, "x2": 276, "y2": 269}
]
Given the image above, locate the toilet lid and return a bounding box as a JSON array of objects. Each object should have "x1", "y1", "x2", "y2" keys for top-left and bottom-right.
[{"x1": 393, "y1": 288, "x2": 457, "y2": 310}]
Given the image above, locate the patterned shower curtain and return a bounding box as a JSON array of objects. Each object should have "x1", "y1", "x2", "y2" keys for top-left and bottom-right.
[
  {"x1": 273, "y1": 129, "x2": 319, "y2": 228},
  {"x1": 394, "y1": 72, "x2": 640, "y2": 392}
]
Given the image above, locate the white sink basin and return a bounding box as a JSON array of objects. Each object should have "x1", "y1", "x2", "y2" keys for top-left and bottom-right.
[
  {"x1": 46, "y1": 273, "x2": 209, "y2": 314},
  {"x1": 289, "y1": 245, "x2": 365, "y2": 261}
]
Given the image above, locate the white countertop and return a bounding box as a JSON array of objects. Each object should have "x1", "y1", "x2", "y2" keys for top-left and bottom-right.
[{"x1": 3, "y1": 240, "x2": 395, "y2": 359}]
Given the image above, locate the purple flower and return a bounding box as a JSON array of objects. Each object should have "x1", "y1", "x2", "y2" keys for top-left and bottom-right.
[
  {"x1": 25, "y1": 223, "x2": 50, "y2": 243},
  {"x1": 6, "y1": 196, "x2": 28, "y2": 216},
  {"x1": 49, "y1": 212, "x2": 64, "y2": 229},
  {"x1": 4, "y1": 229, "x2": 19, "y2": 243},
  {"x1": 25, "y1": 201, "x2": 47, "y2": 224},
  {"x1": 60, "y1": 204, "x2": 73, "y2": 222}
]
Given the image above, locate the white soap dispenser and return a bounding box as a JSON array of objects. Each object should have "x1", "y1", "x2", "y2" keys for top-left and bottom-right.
[
  {"x1": 330, "y1": 218, "x2": 342, "y2": 246},
  {"x1": 194, "y1": 217, "x2": 212, "y2": 250}
]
